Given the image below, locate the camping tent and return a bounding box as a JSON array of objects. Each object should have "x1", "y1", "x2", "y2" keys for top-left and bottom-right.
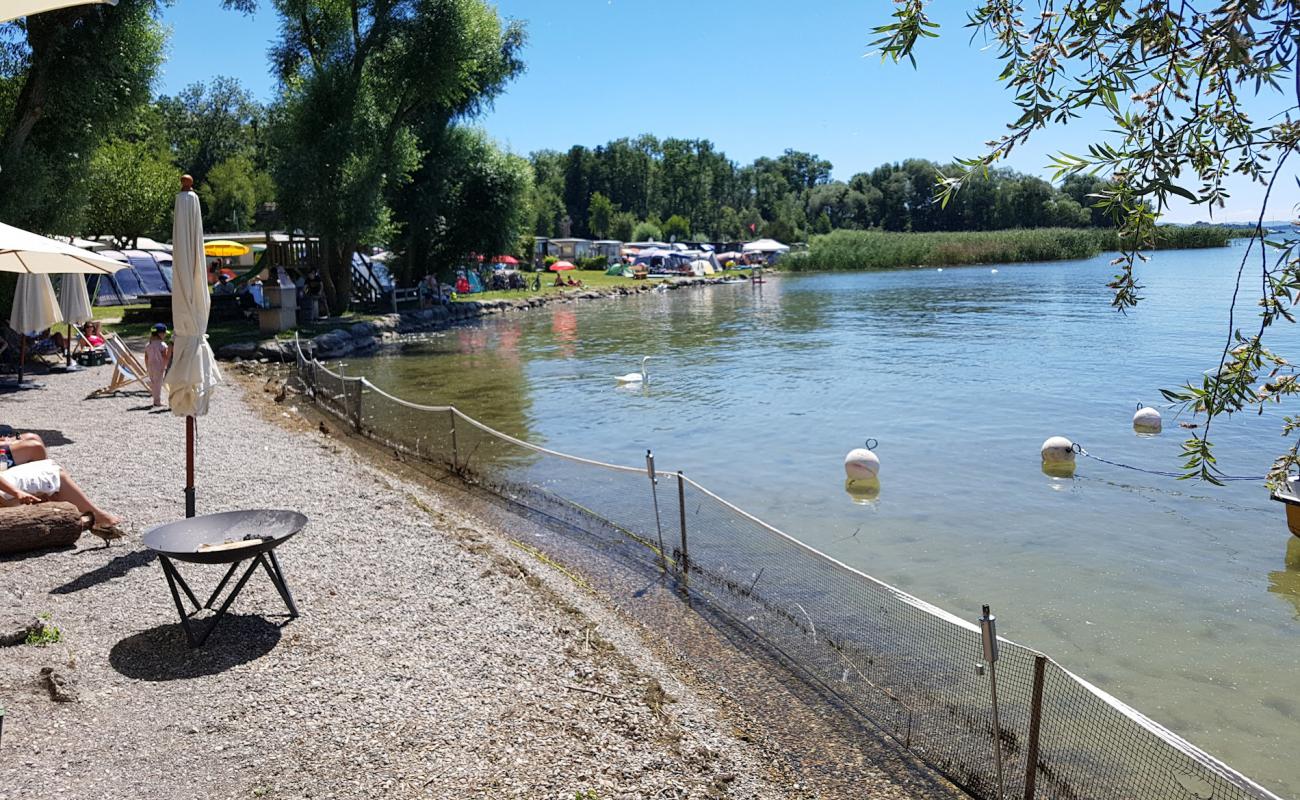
[
  {"x1": 605, "y1": 263, "x2": 632, "y2": 277},
  {"x1": 91, "y1": 249, "x2": 173, "y2": 305},
  {"x1": 742, "y1": 238, "x2": 790, "y2": 253}
]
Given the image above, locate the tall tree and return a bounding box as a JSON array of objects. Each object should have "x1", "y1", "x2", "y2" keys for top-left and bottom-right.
[
  {"x1": 0, "y1": 0, "x2": 166, "y2": 233},
  {"x1": 156, "y1": 76, "x2": 264, "y2": 193},
  {"x1": 588, "y1": 191, "x2": 614, "y2": 239},
  {"x1": 267, "y1": 0, "x2": 524, "y2": 312},
  {"x1": 391, "y1": 126, "x2": 532, "y2": 281}
]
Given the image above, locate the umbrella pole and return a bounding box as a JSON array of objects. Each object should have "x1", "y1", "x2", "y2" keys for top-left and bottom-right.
[
  {"x1": 17, "y1": 336, "x2": 25, "y2": 385},
  {"x1": 185, "y1": 416, "x2": 196, "y2": 518},
  {"x1": 65, "y1": 322, "x2": 72, "y2": 368}
]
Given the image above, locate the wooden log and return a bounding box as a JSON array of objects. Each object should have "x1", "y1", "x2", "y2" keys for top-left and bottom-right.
[{"x1": 0, "y1": 502, "x2": 90, "y2": 554}]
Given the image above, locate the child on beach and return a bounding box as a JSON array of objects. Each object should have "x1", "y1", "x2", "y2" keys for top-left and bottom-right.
[{"x1": 145, "y1": 322, "x2": 171, "y2": 407}]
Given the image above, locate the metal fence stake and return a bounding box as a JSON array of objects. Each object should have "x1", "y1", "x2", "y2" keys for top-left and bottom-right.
[
  {"x1": 449, "y1": 409, "x2": 460, "y2": 473},
  {"x1": 349, "y1": 380, "x2": 363, "y2": 433},
  {"x1": 676, "y1": 471, "x2": 689, "y2": 582},
  {"x1": 646, "y1": 450, "x2": 666, "y2": 571},
  {"x1": 980, "y1": 604, "x2": 1005, "y2": 800},
  {"x1": 1023, "y1": 654, "x2": 1047, "y2": 800}
]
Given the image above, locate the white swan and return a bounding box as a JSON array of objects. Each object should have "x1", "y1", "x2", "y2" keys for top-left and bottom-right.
[{"x1": 616, "y1": 356, "x2": 652, "y2": 384}]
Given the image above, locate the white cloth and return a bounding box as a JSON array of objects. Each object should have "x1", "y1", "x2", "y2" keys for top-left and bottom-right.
[
  {"x1": 9, "y1": 273, "x2": 62, "y2": 335},
  {"x1": 58, "y1": 273, "x2": 94, "y2": 326},
  {"x1": 168, "y1": 190, "x2": 221, "y2": 416},
  {"x1": 0, "y1": 459, "x2": 61, "y2": 500}
]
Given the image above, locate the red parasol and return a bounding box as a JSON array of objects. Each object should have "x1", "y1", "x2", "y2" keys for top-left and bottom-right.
[
  {"x1": 493, "y1": 255, "x2": 519, "y2": 265},
  {"x1": 549, "y1": 260, "x2": 576, "y2": 271}
]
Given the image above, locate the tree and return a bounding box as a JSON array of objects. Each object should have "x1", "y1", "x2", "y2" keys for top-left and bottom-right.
[
  {"x1": 391, "y1": 126, "x2": 532, "y2": 282},
  {"x1": 0, "y1": 0, "x2": 166, "y2": 233},
  {"x1": 609, "y1": 210, "x2": 636, "y2": 242},
  {"x1": 663, "y1": 214, "x2": 690, "y2": 241},
  {"x1": 156, "y1": 76, "x2": 264, "y2": 195},
  {"x1": 632, "y1": 220, "x2": 662, "y2": 242},
  {"x1": 873, "y1": 2, "x2": 1300, "y2": 483},
  {"x1": 200, "y1": 154, "x2": 275, "y2": 233},
  {"x1": 588, "y1": 192, "x2": 615, "y2": 239},
  {"x1": 266, "y1": 0, "x2": 524, "y2": 313},
  {"x1": 81, "y1": 137, "x2": 175, "y2": 246}
]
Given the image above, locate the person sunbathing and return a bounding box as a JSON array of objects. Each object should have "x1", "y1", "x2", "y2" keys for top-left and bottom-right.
[
  {"x1": 0, "y1": 434, "x2": 125, "y2": 542},
  {"x1": 1, "y1": 431, "x2": 47, "y2": 467}
]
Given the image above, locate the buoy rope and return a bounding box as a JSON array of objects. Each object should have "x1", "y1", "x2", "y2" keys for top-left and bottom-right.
[{"x1": 1071, "y1": 443, "x2": 1266, "y2": 482}]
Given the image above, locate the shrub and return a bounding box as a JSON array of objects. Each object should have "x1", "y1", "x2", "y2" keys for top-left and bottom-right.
[{"x1": 577, "y1": 255, "x2": 609, "y2": 271}]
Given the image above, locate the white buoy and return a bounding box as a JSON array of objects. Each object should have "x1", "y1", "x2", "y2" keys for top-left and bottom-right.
[
  {"x1": 990, "y1": 268, "x2": 998, "y2": 274},
  {"x1": 844, "y1": 440, "x2": 881, "y2": 482},
  {"x1": 1040, "y1": 436, "x2": 1075, "y2": 476},
  {"x1": 1133, "y1": 405, "x2": 1162, "y2": 433}
]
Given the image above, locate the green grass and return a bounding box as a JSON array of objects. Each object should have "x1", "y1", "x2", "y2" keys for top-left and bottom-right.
[
  {"x1": 455, "y1": 270, "x2": 665, "y2": 303},
  {"x1": 784, "y1": 226, "x2": 1235, "y2": 272},
  {"x1": 91, "y1": 303, "x2": 384, "y2": 350},
  {"x1": 25, "y1": 613, "x2": 61, "y2": 647}
]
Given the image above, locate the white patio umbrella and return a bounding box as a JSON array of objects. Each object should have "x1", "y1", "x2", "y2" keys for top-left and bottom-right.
[
  {"x1": 57, "y1": 274, "x2": 94, "y2": 366},
  {"x1": 169, "y1": 180, "x2": 222, "y2": 517},
  {"x1": 0, "y1": 221, "x2": 129, "y2": 274},
  {"x1": 9, "y1": 273, "x2": 63, "y2": 384},
  {"x1": 1, "y1": 0, "x2": 117, "y2": 23}
]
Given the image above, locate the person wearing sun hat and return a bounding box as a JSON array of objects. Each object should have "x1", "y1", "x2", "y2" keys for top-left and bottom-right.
[{"x1": 145, "y1": 322, "x2": 172, "y2": 408}]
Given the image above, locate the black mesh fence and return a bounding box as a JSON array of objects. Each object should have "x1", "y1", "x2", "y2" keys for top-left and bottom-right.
[{"x1": 292, "y1": 344, "x2": 1280, "y2": 800}]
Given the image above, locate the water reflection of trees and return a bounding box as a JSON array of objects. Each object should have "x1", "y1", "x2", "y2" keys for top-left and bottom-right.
[{"x1": 353, "y1": 321, "x2": 535, "y2": 442}]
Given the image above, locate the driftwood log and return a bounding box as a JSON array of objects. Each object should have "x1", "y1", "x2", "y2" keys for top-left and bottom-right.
[{"x1": 0, "y1": 502, "x2": 90, "y2": 554}]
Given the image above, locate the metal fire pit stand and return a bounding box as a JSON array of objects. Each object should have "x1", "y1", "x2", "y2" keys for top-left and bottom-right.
[
  {"x1": 144, "y1": 510, "x2": 307, "y2": 648},
  {"x1": 158, "y1": 550, "x2": 299, "y2": 648}
]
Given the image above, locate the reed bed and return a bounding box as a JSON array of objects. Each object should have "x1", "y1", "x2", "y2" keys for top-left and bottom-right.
[{"x1": 785, "y1": 226, "x2": 1236, "y2": 272}]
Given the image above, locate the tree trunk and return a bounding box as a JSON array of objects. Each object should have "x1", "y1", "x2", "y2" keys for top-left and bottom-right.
[
  {"x1": 0, "y1": 502, "x2": 90, "y2": 554},
  {"x1": 322, "y1": 237, "x2": 356, "y2": 314}
]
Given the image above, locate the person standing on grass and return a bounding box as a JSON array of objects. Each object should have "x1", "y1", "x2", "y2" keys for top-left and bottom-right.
[{"x1": 145, "y1": 322, "x2": 171, "y2": 408}]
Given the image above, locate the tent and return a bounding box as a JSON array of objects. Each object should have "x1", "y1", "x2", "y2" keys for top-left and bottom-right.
[
  {"x1": 742, "y1": 238, "x2": 790, "y2": 254},
  {"x1": 605, "y1": 263, "x2": 632, "y2": 277},
  {"x1": 91, "y1": 249, "x2": 173, "y2": 305},
  {"x1": 689, "y1": 259, "x2": 715, "y2": 276}
]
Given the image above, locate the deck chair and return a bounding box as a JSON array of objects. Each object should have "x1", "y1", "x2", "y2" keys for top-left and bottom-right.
[{"x1": 90, "y1": 333, "x2": 150, "y2": 396}]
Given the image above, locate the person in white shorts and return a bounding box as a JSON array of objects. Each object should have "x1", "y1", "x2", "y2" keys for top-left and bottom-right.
[{"x1": 1, "y1": 458, "x2": 126, "y2": 542}]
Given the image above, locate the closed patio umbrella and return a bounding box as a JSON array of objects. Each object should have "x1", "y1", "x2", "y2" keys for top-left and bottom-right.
[
  {"x1": 9, "y1": 273, "x2": 63, "y2": 385},
  {"x1": 58, "y1": 274, "x2": 94, "y2": 367},
  {"x1": 169, "y1": 176, "x2": 222, "y2": 517},
  {"x1": 1, "y1": 0, "x2": 116, "y2": 23}
]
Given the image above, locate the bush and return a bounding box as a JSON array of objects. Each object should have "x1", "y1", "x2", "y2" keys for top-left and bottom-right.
[
  {"x1": 543, "y1": 255, "x2": 559, "y2": 267},
  {"x1": 577, "y1": 255, "x2": 609, "y2": 271}
]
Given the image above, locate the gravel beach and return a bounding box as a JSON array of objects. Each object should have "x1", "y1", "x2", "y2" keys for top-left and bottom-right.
[
  {"x1": 0, "y1": 356, "x2": 960, "y2": 800},
  {"x1": 0, "y1": 365, "x2": 808, "y2": 800}
]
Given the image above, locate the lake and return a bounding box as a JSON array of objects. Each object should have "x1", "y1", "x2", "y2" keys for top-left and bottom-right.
[{"x1": 344, "y1": 241, "x2": 1300, "y2": 796}]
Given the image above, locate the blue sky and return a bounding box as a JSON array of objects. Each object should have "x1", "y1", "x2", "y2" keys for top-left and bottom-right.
[{"x1": 159, "y1": 1, "x2": 1297, "y2": 223}]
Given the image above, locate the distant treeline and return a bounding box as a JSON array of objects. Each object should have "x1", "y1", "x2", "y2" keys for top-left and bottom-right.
[
  {"x1": 528, "y1": 138, "x2": 1129, "y2": 244},
  {"x1": 784, "y1": 226, "x2": 1236, "y2": 272}
]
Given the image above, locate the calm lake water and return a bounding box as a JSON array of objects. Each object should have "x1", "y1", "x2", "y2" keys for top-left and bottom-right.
[{"x1": 347, "y1": 241, "x2": 1300, "y2": 796}]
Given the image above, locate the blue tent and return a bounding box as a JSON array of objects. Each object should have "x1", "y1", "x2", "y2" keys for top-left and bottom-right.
[{"x1": 92, "y1": 249, "x2": 173, "y2": 305}]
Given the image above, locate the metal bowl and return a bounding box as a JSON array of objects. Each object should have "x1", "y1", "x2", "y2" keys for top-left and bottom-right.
[{"x1": 143, "y1": 509, "x2": 308, "y2": 565}]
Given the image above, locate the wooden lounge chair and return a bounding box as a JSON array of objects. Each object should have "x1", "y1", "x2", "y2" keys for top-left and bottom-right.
[
  {"x1": 89, "y1": 333, "x2": 150, "y2": 396},
  {"x1": 632, "y1": 265, "x2": 648, "y2": 280}
]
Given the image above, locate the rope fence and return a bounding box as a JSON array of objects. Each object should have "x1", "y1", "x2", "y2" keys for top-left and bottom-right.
[{"x1": 292, "y1": 341, "x2": 1282, "y2": 800}]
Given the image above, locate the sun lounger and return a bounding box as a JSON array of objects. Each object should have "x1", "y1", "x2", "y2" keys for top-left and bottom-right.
[{"x1": 90, "y1": 333, "x2": 150, "y2": 396}]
